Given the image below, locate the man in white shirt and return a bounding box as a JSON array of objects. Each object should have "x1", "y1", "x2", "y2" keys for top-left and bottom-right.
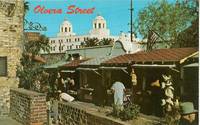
[{"x1": 111, "y1": 81, "x2": 125, "y2": 106}]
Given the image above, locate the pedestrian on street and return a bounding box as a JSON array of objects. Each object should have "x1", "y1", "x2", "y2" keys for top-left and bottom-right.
[
  {"x1": 149, "y1": 79, "x2": 163, "y2": 117},
  {"x1": 111, "y1": 80, "x2": 126, "y2": 109}
]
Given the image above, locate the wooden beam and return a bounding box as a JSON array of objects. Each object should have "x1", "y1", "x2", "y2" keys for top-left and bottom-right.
[{"x1": 180, "y1": 52, "x2": 198, "y2": 64}]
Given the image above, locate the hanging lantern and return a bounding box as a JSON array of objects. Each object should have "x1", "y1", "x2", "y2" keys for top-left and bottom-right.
[{"x1": 131, "y1": 69, "x2": 137, "y2": 85}]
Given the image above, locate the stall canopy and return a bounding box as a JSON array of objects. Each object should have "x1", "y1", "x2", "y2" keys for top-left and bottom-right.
[
  {"x1": 79, "y1": 56, "x2": 115, "y2": 68},
  {"x1": 59, "y1": 59, "x2": 90, "y2": 70},
  {"x1": 102, "y1": 47, "x2": 198, "y2": 67},
  {"x1": 77, "y1": 56, "x2": 116, "y2": 76},
  {"x1": 43, "y1": 60, "x2": 68, "y2": 69}
]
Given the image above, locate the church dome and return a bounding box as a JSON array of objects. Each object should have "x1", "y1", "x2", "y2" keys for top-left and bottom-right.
[
  {"x1": 61, "y1": 18, "x2": 72, "y2": 26},
  {"x1": 58, "y1": 18, "x2": 74, "y2": 36},
  {"x1": 90, "y1": 15, "x2": 110, "y2": 36},
  {"x1": 94, "y1": 15, "x2": 105, "y2": 21}
]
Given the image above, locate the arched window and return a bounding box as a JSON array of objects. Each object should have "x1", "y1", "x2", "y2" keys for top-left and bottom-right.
[
  {"x1": 65, "y1": 27, "x2": 67, "y2": 32},
  {"x1": 103, "y1": 23, "x2": 105, "y2": 28},
  {"x1": 99, "y1": 23, "x2": 101, "y2": 28},
  {"x1": 69, "y1": 27, "x2": 71, "y2": 32},
  {"x1": 94, "y1": 23, "x2": 97, "y2": 29}
]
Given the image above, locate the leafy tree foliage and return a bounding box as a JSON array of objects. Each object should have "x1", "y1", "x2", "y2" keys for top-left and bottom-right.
[
  {"x1": 83, "y1": 38, "x2": 114, "y2": 47},
  {"x1": 17, "y1": 34, "x2": 50, "y2": 92},
  {"x1": 100, "y1": 38, "x2": 114, "y2": 46},
  {"x1": 138, "y1": 0, "x2": 198, "y2": 48},
  {"x1": 84, "y1": 38, "x2": 99, "y2": 47},
  {"x1": 177, "y1": 18, "x2": 198, "y2": 47},
  {"x1": 110, "y1": 103, "x2": 140, "y2": 121}
]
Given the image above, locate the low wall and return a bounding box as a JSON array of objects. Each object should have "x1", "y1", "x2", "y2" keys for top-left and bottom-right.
[
  {"x1": 58, "y1": 101, "x2": 129, "y2": 125},
  {"x1": 0, "y1": 86, "x2": 10, "y2": 117},
  {"x1": 58, "y1": 101, "x2": 163, "y2": 125},
  {"x1": 10, "y1": 88, "x2": 47, "y2": 125}
]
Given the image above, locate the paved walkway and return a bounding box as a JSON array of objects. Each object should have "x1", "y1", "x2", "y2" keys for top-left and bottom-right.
[{"x1": 0, "y1": 117, "x2": 22, "y2": 125}]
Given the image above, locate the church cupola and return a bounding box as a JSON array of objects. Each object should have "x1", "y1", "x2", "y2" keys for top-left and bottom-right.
[
  {"x1": 93, "y1": 15, "x2": 107, "y2": 29},
  {"x1": 89, "y1": 15, "x2": 110, "y2": 37},
  {"x1": 57, "y1": 18, "x2": 75, "y2": 37}
]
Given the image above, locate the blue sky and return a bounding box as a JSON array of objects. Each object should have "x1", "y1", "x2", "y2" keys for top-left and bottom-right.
[{"x1": 25, "y1": 0, "x2": 170, "y2": 38}]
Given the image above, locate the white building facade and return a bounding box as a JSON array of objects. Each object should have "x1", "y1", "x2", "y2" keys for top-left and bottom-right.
[{"x1": 45, "y1": 15, "x2": 142, "y2": 54}]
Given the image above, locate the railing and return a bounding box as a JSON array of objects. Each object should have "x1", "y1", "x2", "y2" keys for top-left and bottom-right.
[{"x1": 24, "y1": 19, "x2": 47, "y2": 31}]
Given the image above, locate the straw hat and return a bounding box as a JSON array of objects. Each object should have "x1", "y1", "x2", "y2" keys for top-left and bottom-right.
[
  {"x1": 180, "y1": 102, "x2": 198, "y2": 115},
  {"x1": 151, "y1": 80, "x2": 160, "y2": 87},
  {"x1": 161, "y1": 99, "x2": 166, "y2": 106},
  {"x1": 165, "y1": 87, "x2": 174, "y2": 98},
  {"x1": 166, "y1": 86, "x2": 174, "y2": 90},
  {"x1": 165, "y1": 81, "x2": 172, "y2": 86},
  {"x1": 58, "y1": 90, "x2": 62, "y2": 93},
  {"x1": 166, "y1": 98, "x2": 174, "y2": 105},
  {"x1": 162, "y1": 75, "x2": 171, "y2": 81}
]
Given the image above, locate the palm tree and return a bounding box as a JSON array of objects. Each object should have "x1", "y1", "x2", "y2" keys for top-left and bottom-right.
[
  {"x1": 24, "y1": 34, "x2": 50, "y2": 55},
  {"x1": 84, "y1": 38, "x2": 99, "y2": 47},
  {"x1": 100, "y1": 38, "x2": 114, "y2": 46}
]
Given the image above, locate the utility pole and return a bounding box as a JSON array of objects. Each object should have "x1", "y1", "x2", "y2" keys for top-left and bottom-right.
[{"x1": 130, "y1": 0, "x2": 133, "y2": 42}]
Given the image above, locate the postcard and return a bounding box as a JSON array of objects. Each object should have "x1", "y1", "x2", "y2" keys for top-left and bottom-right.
[{"x1": 0, "y1": 0, "x2": 198, "y2": 125}]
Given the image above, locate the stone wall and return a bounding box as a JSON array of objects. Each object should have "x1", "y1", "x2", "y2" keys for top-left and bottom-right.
[
  {"x1": 58, "y1": 102, "x2": 127, "y2": 125},
  {"x1": 10, "y1": 88, "x2": 47, "y2": 125},
  {"x1": 58, "y1": 101, "x2": 163, "y2": 125},
  {"x1": 0, "y1": 0, "x2": 24, "y2": 117},
  {"x1": 0, "y1": 86, "x2": 10, "y2": 116}
]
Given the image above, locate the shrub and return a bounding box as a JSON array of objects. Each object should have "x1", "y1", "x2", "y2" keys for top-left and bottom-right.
[
  {"x1": 120, "y1": 103, "x2": 140, "y2": 121},
  {"x1": 110, "y1": 103, "x2": 140, "y2": 121}
]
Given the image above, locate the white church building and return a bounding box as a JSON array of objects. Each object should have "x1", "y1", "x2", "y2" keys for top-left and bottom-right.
[{"x1": 45, "y1": 15, "x2": 142, "y2": 54}]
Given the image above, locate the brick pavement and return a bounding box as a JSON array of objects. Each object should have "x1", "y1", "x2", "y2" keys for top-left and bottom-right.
[{"x1": 0, "y1": 117, "x2": 22, "y2": 125}]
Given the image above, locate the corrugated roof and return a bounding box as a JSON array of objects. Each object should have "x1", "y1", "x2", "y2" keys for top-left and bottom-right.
[
  {"x1": 60, "y1": 59, "x2": 89, "y2": 69},
  {"x1": 80, "y1": 56, "x2": 115, "y2": 67},
  {"x1": 43, "y1": 60, "x2": 68, "y2": 69},
  {"x1": 26, "y1": 53, "x2": 46, "y2": 63},
  {"x1": 25, "y1": 32, "x2": 40, "y2": 41},
  {"x1": 102, "y1": 47, "x2": 198, "y2": 66},
  {"x1": 33, "y1": 55, "x2": 46, "y2": 63}
]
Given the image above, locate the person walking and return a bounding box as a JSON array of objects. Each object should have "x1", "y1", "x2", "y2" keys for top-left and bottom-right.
[
  {"x1": 150, "y1": 79, "x2": 163, "y2": 117},
  {"x1": 111, "y1": 80, "x2": 126, "y2": 109}
]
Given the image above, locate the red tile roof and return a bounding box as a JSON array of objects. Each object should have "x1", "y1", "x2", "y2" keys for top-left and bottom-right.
[
  {"x1": 25, "y1": 32, "x2": 40, "y2": 41},
  {"x1": 33, "y1": 55, "x2": 46, "y2": 63},
  {"x1": 60, "y1": 59, "x2": 89, "y2": 69},
  {"x1": 102, "y1": 47, "x2": 198, "y2": 66},
  {"x1": 25, "y1": 53, "x2": 46, "y2": 63}
]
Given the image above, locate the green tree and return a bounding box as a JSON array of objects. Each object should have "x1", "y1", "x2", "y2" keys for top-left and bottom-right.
[
  {"x1": 17, "y1": 34, "x2": 50, "y2": 92},
  {"x1": 83, "y1": 38, "x2": 114, "y2": 47},
  {"x1": 138, "y1": 0, "x2": 198, "y2": 48},
  {"x1": 100, "y1": 38, "x2": 114, "y2": 46},
  {"x1": 84, "y1": 38, "x2": 99, "y2": 47},
  {"x1": 177, "y1": 18, "x2": 198, "y2": 47}
]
